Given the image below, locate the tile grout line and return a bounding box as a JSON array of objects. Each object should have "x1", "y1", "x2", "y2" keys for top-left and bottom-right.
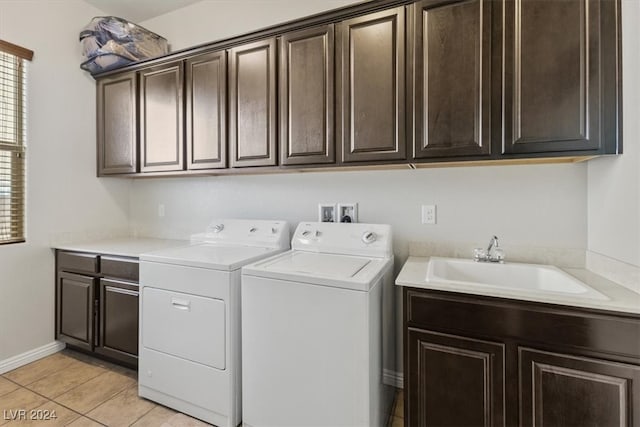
[
  {"x1": 23, "y1": 364, "x2": 108, "y2": 401},
  {"x1": 5, "y1": 384, "x2": 87, "y2": 425},
  {"x1": 125, "y1": 400, "x2": 158, "y2": 427}
]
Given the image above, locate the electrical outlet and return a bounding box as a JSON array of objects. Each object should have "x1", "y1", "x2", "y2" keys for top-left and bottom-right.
[
  {"x1": 158, "y1": 204, "x2": 165, "y2": 218},
  {"x1": 338, "y1": 203, "x2": 358, "y2": 223},
  {"x1": 421, "y1": 204, "x2": 436, "y2": 224}
]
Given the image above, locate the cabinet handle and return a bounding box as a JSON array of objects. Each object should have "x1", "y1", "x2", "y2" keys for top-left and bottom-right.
[
  {"x1": 171, "y1": 298, "x2": 191, "y2": 311},
  {"x1": 105, "y1": 286, "x2": 138, "y2": 297}
]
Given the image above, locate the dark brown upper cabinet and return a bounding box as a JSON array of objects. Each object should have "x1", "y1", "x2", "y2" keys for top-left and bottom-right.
[
  {"x1": 337, "y1": 7, "x2": 406, "y2": 163},
  {"x1": 229, "y1": 38, "x2": 277, "y2": 168},
  {"x1": 186, "y1": 51, "x2": 228, "y2": 170},
  {"x1": 140, "y1": 61, "x2": 184, "y2": 172},
  {"x1": 97, "y1": 72, "x2": 137, "y2": 175},
  {"x1": 501, "y1": 0, "x2": 621, "y2": 155},
  {"x1": 279, "y1": 25, "x2": 335, "y2": 166},
  {"x1": 410, "y1": 0, "x2": 492, "y2": 159}
]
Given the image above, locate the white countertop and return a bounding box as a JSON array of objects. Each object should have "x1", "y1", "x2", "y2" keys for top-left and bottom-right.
[
  {"x1": 54, "y1": 237, "x2": 189, "y2": 258},
  {"x1": 396, "y1": 256, "x2": 640, "y2": 315}
]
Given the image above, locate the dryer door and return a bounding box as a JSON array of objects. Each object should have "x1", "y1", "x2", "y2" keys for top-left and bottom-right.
[{"x1": 142, "y1": 287, "x2": 226, "y2": 369}]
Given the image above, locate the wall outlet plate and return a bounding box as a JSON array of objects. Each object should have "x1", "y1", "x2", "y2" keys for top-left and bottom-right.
[
  {"x1": 318, "y1": 203, "x2": 337, "y2": 222},
  {"x1": 337, "y1": 203, "x2": 358, "y2": 223},
  {"x1": 421, "y1": 204, "x2": 436, "y2": 224}
]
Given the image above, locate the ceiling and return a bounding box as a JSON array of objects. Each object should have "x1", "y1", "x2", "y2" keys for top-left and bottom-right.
[{"x1": 83, "y1": 0, "x2": 203, "y2": 23}]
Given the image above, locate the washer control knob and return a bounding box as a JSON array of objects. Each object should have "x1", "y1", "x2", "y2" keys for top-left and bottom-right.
[
  {"x1": 361, "y1": 231, "x2": 376, "y2": 244},
  {"x1": 271, "y1": 227, "x2": 278, "y2": 234},
  {"x1": 212, "y1": 224, "x2": 224, "y2": 233},
  {"x1": 315, "y1": 230, "x2": 322, "y2": 237},
  {"x1": 249, "y1": 227, "x2": 257, "y2": 233},
  {"x1": 302, "y1": 230, "x2": 311, "y2": 237}
]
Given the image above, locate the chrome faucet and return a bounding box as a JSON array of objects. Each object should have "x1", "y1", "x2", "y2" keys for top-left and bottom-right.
[{"x1": 474, "y1": 236, "x2": 505, "y2": 263}]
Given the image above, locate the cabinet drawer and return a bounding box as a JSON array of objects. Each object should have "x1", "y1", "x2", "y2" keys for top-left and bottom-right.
[
  {"x1": 57, "y1": 251, "x2": 99, "y2": 274},
  {"x1": 101, "y1": 256, "x2": 139, "y2": 282}
]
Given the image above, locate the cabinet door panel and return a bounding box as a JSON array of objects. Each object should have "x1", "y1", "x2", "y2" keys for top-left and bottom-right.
[
  {"x1": 229, "y1": 38, "x2": 277, "y2": 167},
  {"x1": 407, "y1": 328, "x2": 505, "y2": 427},
  {"x1": 280, "y1": 25, "x2": 335, "y2": 165},
  {"x1": 57, "y1": 272, "x2": 95, "y2": 351},
  {"x1": 97, "y1": 73, "x2": 137, "y2": 174},
  {"x1": 338, "y1": 7, "x2": 405, "y2": 163},
  {"x1": 411, "y1": 0, "x2": 491, "y2": 158},
  {"x1": 502, "y1": 0, "x2": 603, "y2": 154},
  {"x1": 97, "y1": 279, "x2": 138, "y2": 365},
  {"x1": 140, "y1": 62, "x2": 184, "y2": 172},
  {"x1": 186, "y1": 51, "x2": 227, "y2": 170},
  {"x1": 519, "y1": 347, "x2": 640, "y2": 427}
]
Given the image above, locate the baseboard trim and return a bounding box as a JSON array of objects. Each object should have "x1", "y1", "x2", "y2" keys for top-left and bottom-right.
[
  {"x1": 0, "y1": 341, "x2": 66, "y2": 375},
  {"x1": 383, "y1": 369, "x2": 404, "y2": 389}
]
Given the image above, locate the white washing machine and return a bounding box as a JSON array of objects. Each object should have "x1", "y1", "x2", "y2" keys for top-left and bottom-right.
[
  {"x1": 138, "y1": 219, "x2": 289, "y2": 427},
  {"x1": 241, "y1": 221, "x2": 395, "y2": 427}
]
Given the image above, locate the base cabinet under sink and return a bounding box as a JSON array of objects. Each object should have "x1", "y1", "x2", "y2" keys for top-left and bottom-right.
[{"x1": 403, "y1": 288, "x2": 640, "y2": 427}]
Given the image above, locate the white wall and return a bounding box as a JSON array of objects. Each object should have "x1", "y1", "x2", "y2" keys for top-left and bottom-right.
[
  {"x1": 0, "y1": 0, "x2": 130, "y2": 361},
  {"x1": 131, "y1": 165, "x2": 588, "y2": 263},
  {"x1": 142, "y1": 0, "x2": 363, "y2": 51},
  {"x1": 587, "y1": 0, "x2": 640, "y2": 268}
]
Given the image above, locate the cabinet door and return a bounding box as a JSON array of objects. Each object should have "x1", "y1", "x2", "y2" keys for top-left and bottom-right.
[
  {"x1": 96, "y1": 279, "x2": 139, "y2": 366},
  {"x1": 407, "y1": 328, "x2": 505, "y2": 427},
  {"x1": 97, "y1": 73, "x2": 137, "y2": 175},
  {"x1": 186, "y1": 51, "x2": 227, "y2": 170},
  {"x1": 337, "y1": 7, "x2": 406, "y2": 163},
  {"x1": 519, "y1": 347, "x2": 640, "y2": 427},
  {"x1": 280, "y1": 25, "x2": 335, "y2": 166},
  {"x1": 410, "y1": 0, "x2": 491, "y2": 159},
  {"x1": 229, "y1": 38, "x2": 277, "y2": 167},
  {"x1": 140, "y1": 62, "x2": 184, "y2": 172},
  {"x1": 57, "y1": 272, "x2": 95, "y2": 351},
  {"x1": 501, "y1": 0, "x2": 619, "y2": 154}
]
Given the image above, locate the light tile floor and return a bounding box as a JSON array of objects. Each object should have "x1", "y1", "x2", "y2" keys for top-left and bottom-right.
[
  {"x1": 2, "y1": 350, "x2": 404, "y2": 426},
  {"x1": 0, "y1": 350, "x2": 211, "y2": 426}
]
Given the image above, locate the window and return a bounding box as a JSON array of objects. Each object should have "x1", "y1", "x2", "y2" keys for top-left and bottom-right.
[{"x1": 0, "y1": 40, "x2": 32, "y2": 244}]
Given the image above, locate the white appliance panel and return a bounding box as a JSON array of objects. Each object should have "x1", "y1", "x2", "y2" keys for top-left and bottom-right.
[
  {"x1": 141, "y1": 261, "x2": 230, "y2": 298},
  {"x1": 291, "y1": 222, "x2": 392, "y2": 258},
  {"x1": 143, "y1": 287, "x2": 225, "y2": 369},
  {"x1": 242, "y1": 275, "x2": 383, "y2": 427},
  {"x1": 141, "y1": 244, "x2": 274, "y2": 271},
  {"x1": 262, "y1": 252, "x2": 370, "y2": 278},
  {"x1": 139, "y1": 348, "x2": 229, "y2": 419}
]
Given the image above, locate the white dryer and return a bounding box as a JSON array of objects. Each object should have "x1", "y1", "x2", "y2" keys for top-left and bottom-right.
[
  {"x1": 241, "y1": 221, "x2": 395, "y2": 427},
  {"x1": 138, "y1": 219, "x2": 289, "y2": 427}
]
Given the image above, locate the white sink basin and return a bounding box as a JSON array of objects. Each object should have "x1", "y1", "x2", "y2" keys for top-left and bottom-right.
[{"x1": 426, "y1": 257, "x2": 609, "y2": 301}]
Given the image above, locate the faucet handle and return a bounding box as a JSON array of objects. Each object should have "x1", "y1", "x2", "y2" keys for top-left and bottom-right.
[
  {"x1": 491, "y1": 247, "x2": 505, "y2": 263},
  {"x1": 473, "y1": 248, "x2": 487, "y2": 262}
]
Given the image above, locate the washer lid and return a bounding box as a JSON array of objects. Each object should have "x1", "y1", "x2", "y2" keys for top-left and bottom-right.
[
  {"x1": 263, "y1": 252, "x2": 371, "y2": 279},
  {"x1": 141, "y1": 243, "x2": 284, "y2": 271},
  {"x1": 243, "y1": 250, "x2": 393, "y2": 291}
]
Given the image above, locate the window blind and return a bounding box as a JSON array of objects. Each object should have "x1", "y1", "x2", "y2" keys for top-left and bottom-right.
[{"x1": 0, "y1": 50, "x2": 27, "y2": 244}]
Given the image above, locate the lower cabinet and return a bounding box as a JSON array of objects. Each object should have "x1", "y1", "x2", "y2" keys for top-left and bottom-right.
[
  {"x1": 404, "y1": 288, "x2": 640, "y2": 427},
  {"x1": 95, "y1": 279, "x2": 139, "y2": 365},
  {"x1": 57, "y1": 272, "x2": 95, "y2": 351},
  {"x1": 55, "y1": 250, "x2": 139, "y2": 367},
  {"x1": 519, "y1": 347, "x2": 640, "y2": 427},
  {"x1": 407, "y1": 328, "x2": 504, "y2": 427}
]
